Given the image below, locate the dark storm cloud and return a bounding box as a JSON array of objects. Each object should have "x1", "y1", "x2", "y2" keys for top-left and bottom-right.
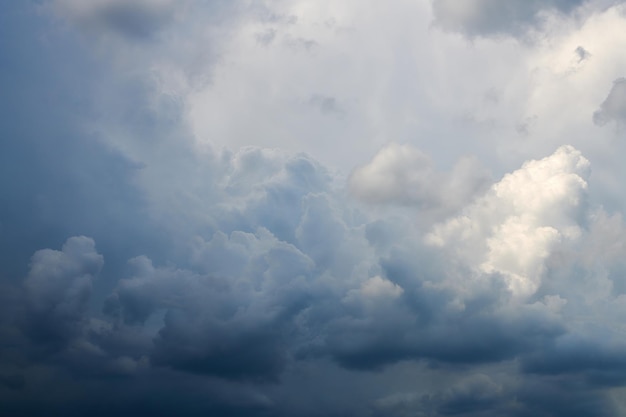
[
  {"x1": 151, "y1": 310, "x2": 288, "y2": 382},
  {"x1": 298, "y1": 245, "x2": 565, "y2": 373},
  {"x1": 1, "y1": 366, "x2": 276, "y2": 417},
  {"x1": 593, "y1": 78, "x2": 626, "y2": 126},
  {"x1": 322, "y1": 279, "x2": 563, "y2": 371},
  {"x1": 4, "y1": 131, "x2": 620, "y2": 416},
  {"x1": 103, "y1": 226, "x2": 319, "y2": 382},
  {"x1": 432, "y1": 0, "x2": 588, "y2": 37},
  {"x1": 85, "y1": 144, "x2": 344, "y2": 385},
  {"x1": 513, "y1": 378, "x2": 620, "y2": 417},
  {"x1": 522, "y1": 334, "x2": 626, "y2": 386}
]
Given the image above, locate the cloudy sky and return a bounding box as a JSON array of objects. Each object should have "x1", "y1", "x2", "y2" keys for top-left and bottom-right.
[{"x1": 2, "y1": 0, "x2": 626, "y2": 416}]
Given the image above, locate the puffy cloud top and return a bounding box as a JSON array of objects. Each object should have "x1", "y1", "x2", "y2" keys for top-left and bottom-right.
[
  {"x1": 23, "y1": 236, "x2": 103, "y2": 348},
  {"x1": 427, "y1": 145, "x2": 590, "y2": 297}
]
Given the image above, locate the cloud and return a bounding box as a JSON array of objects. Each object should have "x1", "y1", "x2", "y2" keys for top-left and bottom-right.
[
  {"x1": 51, "y1": 0, "x2": 182, "y2": 40},
  {"x1": 522, "y1": 334, "x2": 626, "y2": 385},
  {"x1": 593, "y1": 77, "x2": 626, "y2": 126},
  {"x1": 372, "y1": 372, "x2": 621, "y2": 417},
  {"x1": 4, "y1": 1, "x2": 626, "y2": 416},
  {"x1": 22, "y1": 236, "x2": 103, "y2": 349},
  {"x1": 575, "y1": 45, "x2": 592, "y2": 62},
  {"x1": 427, "y1": 145, "x2": 590, "y2": 298},
  {"x1": 349, "y1": 143, "x2": 491, "y2": 215},
  {"x1": 105, "y1": 228, "x2": 317, "y2": 381},
  {"x1": 431, "y1": 0, "x2": 587, "y2": 37},
  {"x1": 372, "y1": 374, "x2": 507, "y2": 417},
  {"x1": 3, "y1": 142, "x2": 625, "y2": 416},
  {"x1": 308, "y1": 95, "x2": 344, "y2": 116},
  {"x1": 322, "y1": 275, "x2": 564, "y2": 370},
  {"x1": 152, "y1": 308, "x2": 289, "y2": 382}
]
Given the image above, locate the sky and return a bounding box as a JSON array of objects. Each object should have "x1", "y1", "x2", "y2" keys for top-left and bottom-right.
[{"x1": 2, "y1": 1, "x2": 626, "y2": 416}]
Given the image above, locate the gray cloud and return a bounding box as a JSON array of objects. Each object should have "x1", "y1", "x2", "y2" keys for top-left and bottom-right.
[
  {"x1": 372, "y1": 374, "x2": 509, "y2": 417},
  {"x1": 432, "y1": 0, "x2": 587, "y2": 37},
  {"x1": 522, "y1": 334, "x2": 626, "y2": 385},
  {"x1": 594, "y1": 77, "x2": 626, "y2": 126},
  {"x1": 349, "y1": 143, "x2": 491, "y2": 217},
  {"x1": 321, "y1": 270, "x2": 563, "y2": 370},
  {"x1": 371, "y1": 370, "x2": 621, "y2": 416},
  {"x1": 52, "y1": 0, "x2": 182, "y2": 40},
  {"x1": 22, "y1": 236, "x2": 103, "y2": 349},
  {"x1": 256, "y1": 28, "x2": 277, "y2": 45},
  {"x1": 309, "y1": 95, "x2": 344, "y2": 116},
  {"x1": 576, "y1": 45, "x2": 592, "y2": 62},
  {"x1": 4, "y1": 2, "x2": 626, "y2": 416},
  {"x1": 285, "y1": 36, "x2": 318, "y2": 52},
  {"x1": 513, "y1": 378, "x2": 620, "y2": 417}
]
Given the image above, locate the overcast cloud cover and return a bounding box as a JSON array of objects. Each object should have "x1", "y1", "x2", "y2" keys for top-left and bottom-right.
[{"x1": 3, "y1": 0, "x2": 626, "y2": 416}]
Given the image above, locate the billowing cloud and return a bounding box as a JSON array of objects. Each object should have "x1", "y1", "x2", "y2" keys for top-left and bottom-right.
[
  {"x1": 22, "y1": 236, "x2": 103, "y2": 349},
  {"x1": 3, "y1": 139, "x2": 626, "y2": 416},
  {"x1": 3, "y1": 1, "x2": 626, "y2": 416},
  {"x1": 427, "y1": 145, "x2": 590, "y2": 298},
  {"x1": 105, "y1": 228, "x2": 316, "y2": 382},
  {"x1": 349, "y1": 143, "x2": 491, "y2": 215}
]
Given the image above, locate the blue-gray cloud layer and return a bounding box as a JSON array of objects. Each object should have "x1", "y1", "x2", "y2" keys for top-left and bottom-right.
[{"x1": 2, "y1": 2, "x2": 626, "y2": 417}]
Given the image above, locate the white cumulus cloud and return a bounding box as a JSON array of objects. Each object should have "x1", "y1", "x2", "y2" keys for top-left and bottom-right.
[{"x1": 427, "y1": 145, "x2": 590, "y2": 297}]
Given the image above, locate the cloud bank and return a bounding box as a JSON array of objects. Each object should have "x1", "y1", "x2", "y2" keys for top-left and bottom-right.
[{"x1": 2, "y1": 1, "x2": 626, "y2": 416}]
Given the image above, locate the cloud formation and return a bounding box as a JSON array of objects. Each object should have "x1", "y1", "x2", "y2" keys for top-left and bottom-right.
[
  {"x1": 349, "y1": 142, "x2": 491, "y2": 215},
  {"x1": 52, "y1": 0, "x2": 182, "y2": 40},
  {"x1": 432, "y1": 0, "x2": 587, "y2": 37},
  {"x1": 3, "y1": 1, "x2": 626, "y2": 416},
  {"x1": 427, "y1": 145, "x2": 590, "y2": 297},
  {"x1": 23, "y1": 237, "x2": 103, "y2": 349},
  {"x1": 4, "y1": 142, "x2": 624, "y2": 415}
]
